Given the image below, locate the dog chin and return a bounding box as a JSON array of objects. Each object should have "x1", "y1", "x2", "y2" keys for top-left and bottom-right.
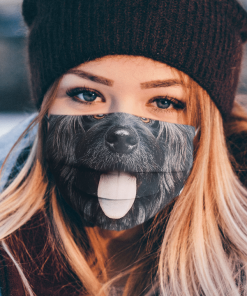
[{"x1": 53, "y1": 164, "x2": 186, "y2": 230}]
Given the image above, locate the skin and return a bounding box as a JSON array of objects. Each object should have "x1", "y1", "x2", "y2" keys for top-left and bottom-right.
[
  {"x1": 49, "y1": 55, "x2": 189, "y2": 283},
  {"x1": 49, "y1": 55, "x2": 188, "y2": 124}
]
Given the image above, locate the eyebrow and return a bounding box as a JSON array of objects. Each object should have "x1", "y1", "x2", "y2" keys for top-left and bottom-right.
[
  {"x1": 140, "y1": 79, "x2": 183, "y2": 89},
  {"x1": 66, "y1": 69, "x2": 183, "y2": 89},
  {"x1": 66, "y1": 69, "x2": 114, "y2": 86}
]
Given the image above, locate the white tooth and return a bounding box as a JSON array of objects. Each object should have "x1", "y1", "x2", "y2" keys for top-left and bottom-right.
[{"x1": 97, "y1": 172, "x2": 137, "y2": 219}]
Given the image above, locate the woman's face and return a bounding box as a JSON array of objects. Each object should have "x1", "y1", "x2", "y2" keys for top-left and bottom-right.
[
  {"x1": 46, "y1": 55, "x2": 194, "y2": 231},
  {"x1": 49, "y1": 55, "x2": 188, "y2": 124}
]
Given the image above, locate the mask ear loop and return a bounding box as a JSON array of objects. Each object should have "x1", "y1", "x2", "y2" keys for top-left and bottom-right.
[
  {"x1": 41, "y1": 113, "x2": 57, "y2": 213},
  {"x1": 44, "y1": 113, "x2": 49, "y2": 122},
  {"x1": 39, "y1": 113, "x2": 49, "y2": 171},
  {"x1": 42, "y1": 113, "x2": 49, "y2": 142}
]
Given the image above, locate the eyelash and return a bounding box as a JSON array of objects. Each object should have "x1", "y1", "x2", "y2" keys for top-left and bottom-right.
[
  {"x1": 149, "y1": 96, "x2": 185, "y2": 113},
  {"x1": 66, "y1": 87, "x2": 104, "y2": 105},
  {"x1": 66, "y1": 87, "x2": 186, "y2": 112}
]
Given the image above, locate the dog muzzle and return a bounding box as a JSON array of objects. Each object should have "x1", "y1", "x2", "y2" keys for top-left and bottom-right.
[{"x1": 45, "y1": 113, "x2": 195, "y2": 230}]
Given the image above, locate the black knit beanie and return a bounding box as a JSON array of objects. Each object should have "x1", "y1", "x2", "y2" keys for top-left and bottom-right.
[{"x1": 22, "y1": 0, "x2": 247, "y2": 119}]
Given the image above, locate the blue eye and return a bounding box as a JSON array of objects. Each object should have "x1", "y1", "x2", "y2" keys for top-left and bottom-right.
[
  {"x1": 153, "y1": 97, "x2": 185, "y2": 110},
  {"x1": 66, "y1": 88, "x2": 102, "y2": 103},
  {"x1": 77, "y1": 91, "x2": 98, "y2": 102},
  {"x1": 155, "y1": 99, "x2": 171, "y2": 109}
]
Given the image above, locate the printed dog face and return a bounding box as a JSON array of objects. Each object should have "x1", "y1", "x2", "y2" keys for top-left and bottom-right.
[{"x1": 45, "y1": 113, "x2": 195, "y2": 230}]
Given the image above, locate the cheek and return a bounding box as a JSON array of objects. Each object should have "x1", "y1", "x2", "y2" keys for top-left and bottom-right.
[
  {"x1": 156, "y1": 111, "x2": 187, "y2": 125},
  {"x1": 48, "y1": 97, "x2": 86, "y2": 115},
  {"x1": 178, "y1": 111, "x2": 188, "y2": 125}
]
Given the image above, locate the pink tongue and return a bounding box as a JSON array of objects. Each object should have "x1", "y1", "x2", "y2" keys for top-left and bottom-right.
[{"x1": 97, "y1": 172, "x2": 137, "y2": 219}]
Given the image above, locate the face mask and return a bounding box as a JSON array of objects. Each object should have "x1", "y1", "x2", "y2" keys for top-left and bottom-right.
[{"x1": 45, "y1": 112, "x2": 195, "y2": 231}]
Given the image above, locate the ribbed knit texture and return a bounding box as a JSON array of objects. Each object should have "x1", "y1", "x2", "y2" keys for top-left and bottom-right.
[{"x1": 22, "y1": 0, "x2": 247, "y2": 119}]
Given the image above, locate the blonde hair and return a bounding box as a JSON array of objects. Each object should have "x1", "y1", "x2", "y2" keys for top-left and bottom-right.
[{"x1": 1, "y1": 69, "x2": 247, "y2": 296}]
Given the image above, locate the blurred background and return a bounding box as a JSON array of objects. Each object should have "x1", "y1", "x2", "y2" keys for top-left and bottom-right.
[
  {"x1": 0, "y1": 0, "x2": 34, "y2": 137},
  {"x1": 0, "y1": 0, "x2": 247, "y2": 137}
]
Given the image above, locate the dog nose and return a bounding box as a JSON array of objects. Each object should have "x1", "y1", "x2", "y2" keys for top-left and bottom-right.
[{"x1": 105, "y1": 126, "x2": 138, "y2": 154}]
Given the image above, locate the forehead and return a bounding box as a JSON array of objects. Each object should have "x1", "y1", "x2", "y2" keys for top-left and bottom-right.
[
  {"x1": 64, "y1": 55, "x2": 181, "y2": 82},
  {"x1": 51, "y1": 54, "x2": 190, "y2": 125}
]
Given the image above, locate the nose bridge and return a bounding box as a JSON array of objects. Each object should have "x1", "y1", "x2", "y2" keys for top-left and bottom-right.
[{"x1": 109, "y1": 92, "x2": 138, "y2": 114}]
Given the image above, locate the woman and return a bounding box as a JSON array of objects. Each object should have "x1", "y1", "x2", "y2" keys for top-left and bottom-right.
[{"x1": 1, "y1": 0, "x2": 247, "y2": 295}]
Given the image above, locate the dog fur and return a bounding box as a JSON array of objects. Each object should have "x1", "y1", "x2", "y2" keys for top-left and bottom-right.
[{"x1": 45, "y1": 113, "x2": 195, "y2": 230}]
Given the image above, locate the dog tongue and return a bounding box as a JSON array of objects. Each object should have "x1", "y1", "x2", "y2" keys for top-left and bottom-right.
[{"x1": 97, "y1": 172, "x2": 136, "y2": 219}]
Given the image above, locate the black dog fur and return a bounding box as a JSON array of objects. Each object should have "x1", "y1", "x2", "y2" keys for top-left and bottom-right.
[{"x1": 45, "y1": 113, "x2": 194, "y2": 230}]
